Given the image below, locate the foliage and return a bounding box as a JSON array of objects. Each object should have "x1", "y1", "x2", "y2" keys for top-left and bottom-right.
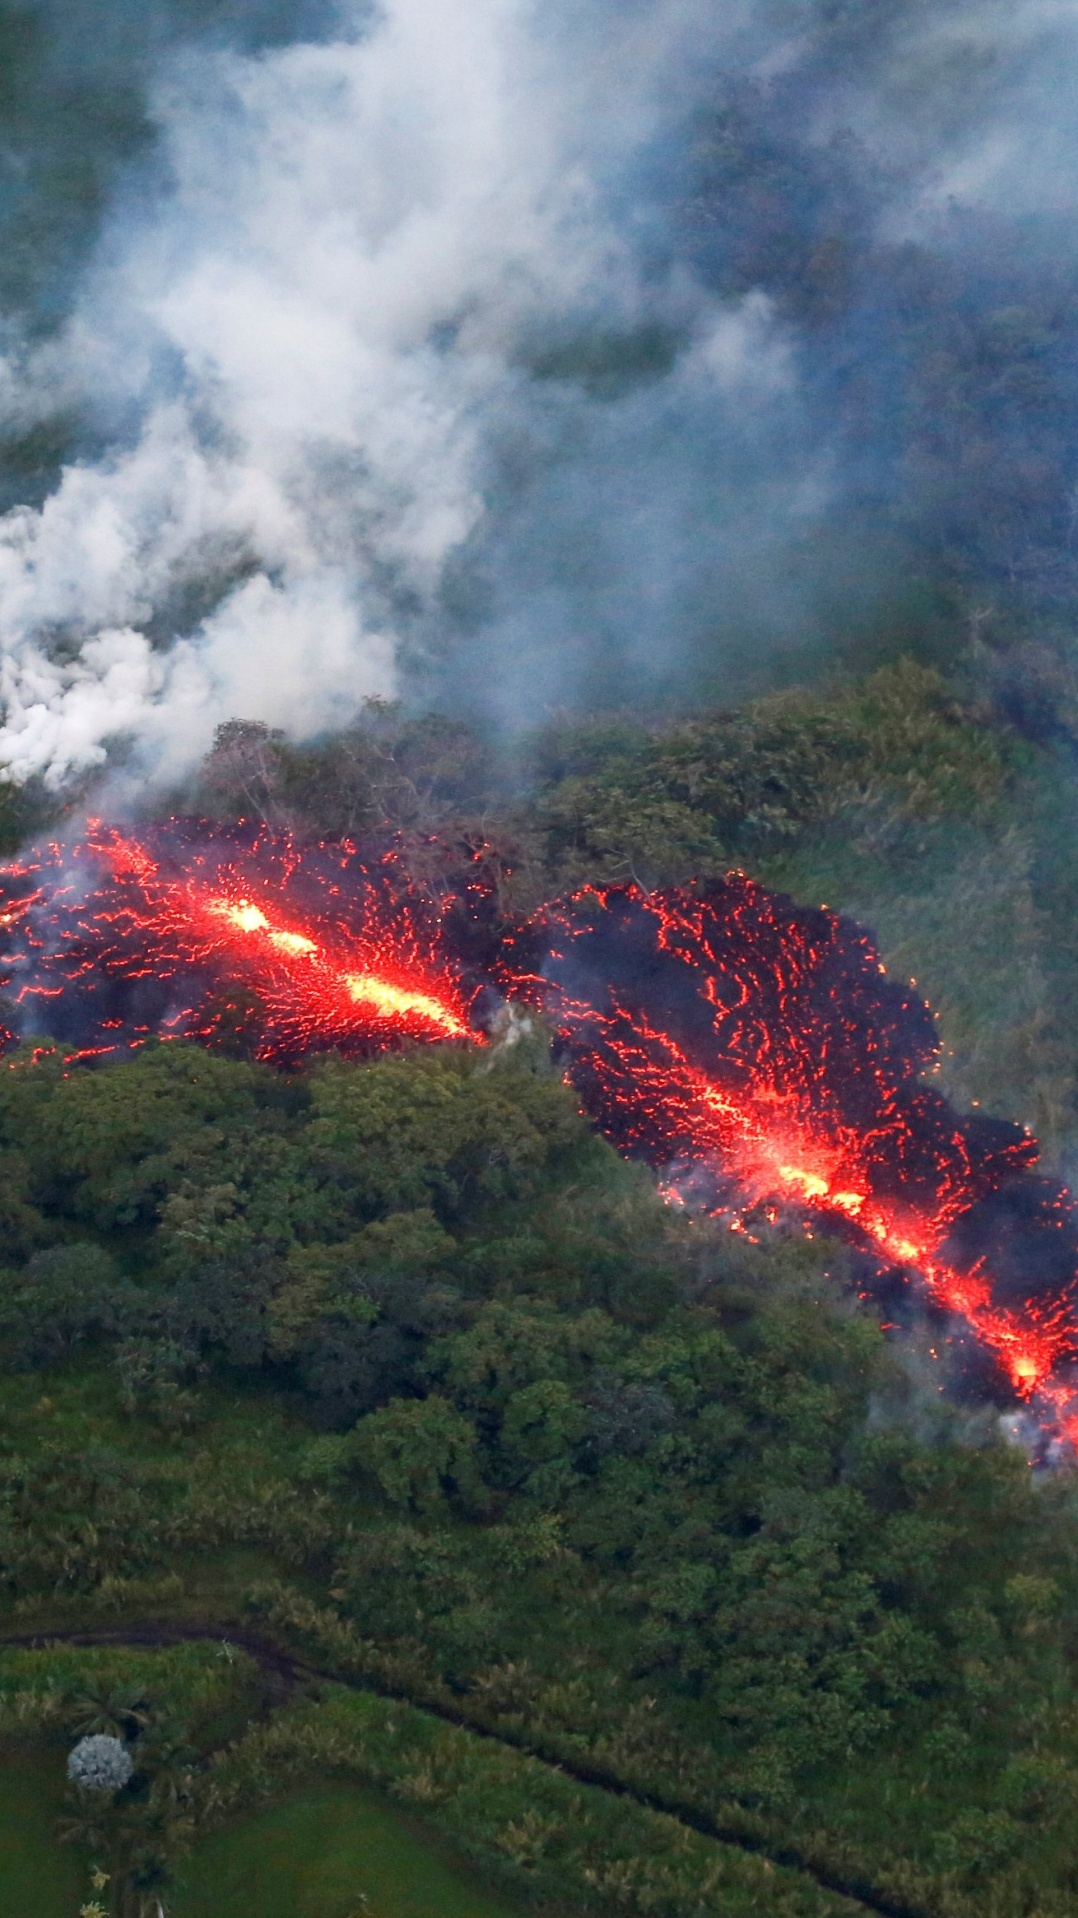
[
  {"x1": 190, "y1": 1685, "x2": 860, "y2": 1918},
  {"x1": 502, "y1": 659, "x2": 1010, "y2": 896},
  {"x1": 3, "y1": 1007, "x2": 1078, "y2": 1909},
  {"x1": 195, "y1": 707, "x2": 497, "y2": 845},
  {"x1": 0, "y1": 1038, "x2": 663, "y2": 1439},
  {"x1": 183, "y1": 661, "x2": 1012, "y2": 902},
  {"x1": 0, "y1": 1642, "x2": 266, "y2": 1916}
]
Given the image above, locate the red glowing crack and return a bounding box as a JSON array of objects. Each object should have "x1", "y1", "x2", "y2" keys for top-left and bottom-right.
[
  {"x1": 98, "y1": 827, "x2": 471, "y2": 1045},
  {"x1": 4, "y1": 832, "x2": 1078, "y2": 1446},
  {"x1": 4, "y1": 824, "x2": 473, "y2": 1058},
  {"x1": 201, "y1": 894, "x2": 470, "y2": 1036},
  {"x1": 542, "y1": 881, "x2": 1078, "y2": 1443},
  {"x1": 575, "y1": 1003, "x2": 1074, "y2": 1402}
]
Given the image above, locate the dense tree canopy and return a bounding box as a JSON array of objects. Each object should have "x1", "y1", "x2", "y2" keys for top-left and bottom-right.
[{"x1": 1, "y1": 1022, "x2": 1078, "y2": 1911}]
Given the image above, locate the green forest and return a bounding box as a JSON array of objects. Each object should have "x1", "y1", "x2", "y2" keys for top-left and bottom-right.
[{"x1": 3, "y1": 661, "x2": 1078, "y2": 1916}]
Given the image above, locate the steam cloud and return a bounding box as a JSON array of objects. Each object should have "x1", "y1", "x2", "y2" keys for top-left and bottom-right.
[{"x1": 0, "y1": 0, "x2": 1076, "y2": 788}]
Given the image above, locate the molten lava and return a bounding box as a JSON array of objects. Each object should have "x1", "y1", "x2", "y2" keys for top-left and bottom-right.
[
  {"x1": 538, "y1": 880, "x2": 1078, "y2": 1439},
  {"x1": 3, "y1": 826, "x2": 1078, "y2": 1445},
  {"x1": 199, "y1": 894, "x2": 468, "y2": 1034},
  {"x1": 0, "y1": 821, "x2": 474, "y2": 1060}
]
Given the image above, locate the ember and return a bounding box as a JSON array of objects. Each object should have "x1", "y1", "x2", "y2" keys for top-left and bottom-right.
[{"x1": 3, "y1": 827, "x2": 1078, "y2": 1445}]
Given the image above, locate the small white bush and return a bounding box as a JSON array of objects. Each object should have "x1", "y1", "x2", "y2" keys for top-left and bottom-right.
[{"x1": 67, "y1": 1734, "x2": 133, "y2": 1794}]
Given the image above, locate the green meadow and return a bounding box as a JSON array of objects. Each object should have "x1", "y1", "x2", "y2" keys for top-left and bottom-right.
[{"x1": 170, "y1": 1786, "x2": 528, "y2": 1918}]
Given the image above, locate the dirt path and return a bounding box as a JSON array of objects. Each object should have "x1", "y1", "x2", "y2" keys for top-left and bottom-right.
[{"x1": 0, "y1": 1620, "x2": 927, "y2": 1918}]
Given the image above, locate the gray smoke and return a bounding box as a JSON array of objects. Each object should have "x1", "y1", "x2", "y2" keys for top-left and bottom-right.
[{"x1": 0, "y1": 0, "x2": 1076, "y2": 788}]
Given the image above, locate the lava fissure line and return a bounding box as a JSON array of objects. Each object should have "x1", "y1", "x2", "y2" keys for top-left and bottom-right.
[
  {"x1": 6, "y1": 828, "x2": 1078, "y2": 1443},
  {"x1": 0, "y1": 1623, "x2": 928, "y2": 1918},
  {"x1": 544, "y1": 881, "x2": 1078, "y2": 1441},
  {"x1": 1, "y1": 821, "x2": 475, "y2": 1060}
]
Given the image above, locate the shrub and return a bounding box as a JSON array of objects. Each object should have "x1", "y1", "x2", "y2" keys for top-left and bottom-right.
[{"x1": 67, "y1": 1735, "x2": 134, "y2": 1795}]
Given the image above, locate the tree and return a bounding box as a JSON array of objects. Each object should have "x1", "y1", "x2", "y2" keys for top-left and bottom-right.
[
  {"x1": 356, "y1": 1396, "x2": 485, "y2": 1515},
  {"x1": 66, "y1": 1683, "x2": 152, "y2": 1743}
]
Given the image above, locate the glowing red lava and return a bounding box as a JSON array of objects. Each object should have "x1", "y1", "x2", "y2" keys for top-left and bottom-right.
[
  {"x1": 539, "y1": 880, "x2": 1078, "y2": 1444},
  {"x1": 0, "y1": 821, "x2": 474, "y2": 1059},
  {"x1": 3, "y1": 829, "x2": 1078, "y2": 1446}
]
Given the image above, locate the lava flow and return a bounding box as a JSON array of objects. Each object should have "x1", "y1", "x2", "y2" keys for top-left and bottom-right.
[
  {"x1": 0, "y1": 820, "x2": 475, "y2": 1061},
  {"x1": 537, "y1": 880, "x2": 1078, "y2": 1442},
  {"x1": 4, "y1": 826, "x2": 1078, "y2": 1446}
]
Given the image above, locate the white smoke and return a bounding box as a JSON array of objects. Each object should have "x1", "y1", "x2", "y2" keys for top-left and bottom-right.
[
  {"x1": 13, "y1": 0, "x2": 1068, "y2": 790},
  {"x1": 0, "y1": 0, "x2": 689, "y2": 789},
  {"x1": 798, "y1": 0, "x2": 1078, "y2": 230}
]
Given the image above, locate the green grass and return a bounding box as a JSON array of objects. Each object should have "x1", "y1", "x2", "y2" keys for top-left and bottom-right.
[
  {"x1": 169, "y1": 1784, "x2": 530, "y2": 1918},
  {"x1": 0, "y1": 1750, "x2": 536, "y2": 1918},
  {"x1": 0, "y1": 1753, "x2": 83, "y2": 1915}
]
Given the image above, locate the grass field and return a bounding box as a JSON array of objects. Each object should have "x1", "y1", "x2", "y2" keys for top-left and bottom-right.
[
  {"x1": 169, "y1": 1784, "x2": 528, "y2": 1918},
  {"x1": 0, "y1": 1755, "x2": 530, "y2": 1918},
  {"x1": 0, "y1": 1753, "x2": 83, "y2": 1915}
]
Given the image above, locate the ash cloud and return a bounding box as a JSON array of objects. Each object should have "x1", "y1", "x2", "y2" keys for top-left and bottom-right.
[{"x1": 0, "y1": 0, "x2": 1077, "y2": 786}]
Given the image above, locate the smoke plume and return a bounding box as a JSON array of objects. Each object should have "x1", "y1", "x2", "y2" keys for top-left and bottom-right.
[{"x1": 0, "y1": 0, "x2": 1077, "y2": 786}]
